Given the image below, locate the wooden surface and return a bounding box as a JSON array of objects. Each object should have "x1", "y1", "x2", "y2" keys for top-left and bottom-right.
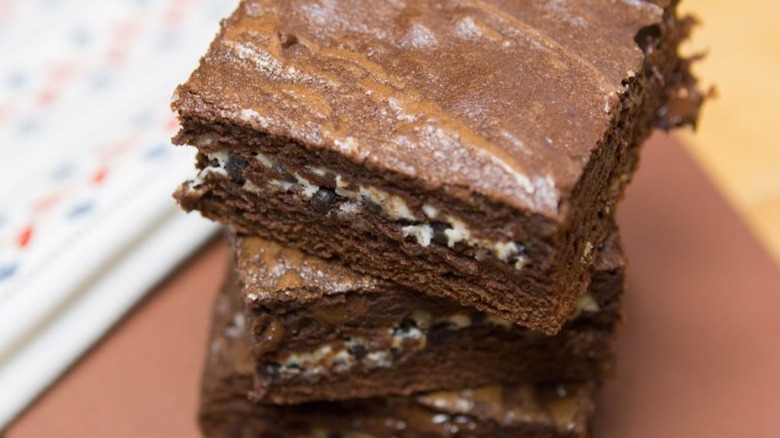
[
  {"x1": 7, "y1": 133, "x2": 780, "y2": 437},
  {"x1": 679, "y1": 0, "x2": 780, "y2": 264}
]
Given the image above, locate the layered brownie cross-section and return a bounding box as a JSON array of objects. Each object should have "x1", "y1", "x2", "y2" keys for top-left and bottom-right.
[
  {"x1": 233, "y1": 231, "x2": 624, "y2": 404},
  {"x1": 174, "y1": 0, "x2": 702, "y2": 333},
  {"x1": 201, "y1": 267, "x2": 598, "y2": 438}
]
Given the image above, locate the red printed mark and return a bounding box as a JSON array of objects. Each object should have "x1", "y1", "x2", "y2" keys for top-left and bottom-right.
[
  {"x1": 107, "y1": 48, "x2": 126, "y2": 66},
  {"x1": 92, "y1": 167, "x2": 109, "y2": 185},
  {"x1": 0, "y1": 103, "x2": 10, "y2": 123},
  {"x1": 164, "y1": 0, "x2": 194, "y2": 26},
  {"x1": 0, "y1": 1, "x2": 13, "y2": 21},
  {"x1": 37, "y1": 89, "x2": 57, "y2": 107},
  {"x1": 165, "y1": 115, "x2": 179, "y2": 132},
  {"x1": 35, "y1": 62, "x2": 79, "y2": 107},
  {"x1": 33, "y1": 192, "x2": 62, "y2": 213},
  {"x1": 50, "y1": 62, "x2": 78, "y2": 83},
  {"x1": 17, "y1": 225, "x2": 34, "y2": 249},
  {"x1": 106, "y1": 21, "x2": 139, "y2": 67},
  {"x1": 102, "y1": 134, "x2": 139, "y2": 161}
]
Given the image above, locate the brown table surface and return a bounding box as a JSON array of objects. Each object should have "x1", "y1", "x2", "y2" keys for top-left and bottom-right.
[{"x1": 6, "y1": 133, "x2": 780, "y2": 437}]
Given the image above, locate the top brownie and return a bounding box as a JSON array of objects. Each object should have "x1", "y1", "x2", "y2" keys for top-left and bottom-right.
[{"x1": 173, "y1": 0, "x2": 701, "y2": 333}]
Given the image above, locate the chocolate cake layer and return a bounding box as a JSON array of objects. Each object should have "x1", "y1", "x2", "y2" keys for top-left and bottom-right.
[
  {"x1": 201, "y1": 274, "x2": 598, "y2": 438},
  {"x1": 174, "y1": 0, "x2": 703, "y2": 333},
  {"x1": 235, "y1": 231, "x2": 623, "y2": 403}
]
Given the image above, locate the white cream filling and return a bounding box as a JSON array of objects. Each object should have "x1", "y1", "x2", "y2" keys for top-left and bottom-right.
[
  {"x1": 223, "y1": 313, "x2": 245, "y2": 339},
  {"x1": 294, "y1": 173, "x2": 320, "y2": 199},
  {"x1": 310, "y1": 166, "x2": 327, "y2": 176},
  {"x1": 338, "y1": 201, "x2": 362, "y2": 216},
  {"x1": 192, "y1": 148, "x2": 528, "y2": 269},
  {"x1": 190, "y1": 166, "x2": 228, "y2": 188},
  {"x1": 484, "y1": 315, "x2": 513, "y2": 329},
  {"x1": 443, "y1": 313, "x2": 472, "y2": 329},
  {"x1": 390, "y1": 325, "x2": 426, "y2": 350},
  {"x1": 402, "y1": 224, "x2": 433, "y2": 246},
  {"x1": 582, "y1": 241, "x2": 594, "y2": 261},
  {"x1": 494, "y1": 241, "x2": 521, "y2": 262},
  {"x1": 423, "y1": 204, "x2": 439, "y2": 219},
  {"x1": 269, "y1": 179, "x2": 294, "y2": 192},
  {"x1": 410, "y1": 310, "x2": 433, "y2": 329},
  {"x1": 272, "y1": 311, "x2": 471, "y2": 378},
  {"x1": 514, "y1": 255, "x2": 528, "y2": 271},
  {"x1": 243, "y1": 179, "x2": 263, "y2": 194},
  {"x1": 254, "y1": 151, "x2": 274, "y2": 168},
  {"x1": 358, "y1": 186, "x2": 417, "y2": 221},
  {"x1": 364, "y1": 351, "x2": 393, "y2": 368},
  {"x1": 568, "y1": 292, "x2": 601, "y2": 321},
  {"x1": 444, "y1": 217, "x2": 472, "y2": 248},
  {"x1": 202, "y1": 150, "x2": 230, "y2": 169}
]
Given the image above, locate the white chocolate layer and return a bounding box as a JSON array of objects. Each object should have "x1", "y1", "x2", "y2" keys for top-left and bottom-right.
[{"x1": 187, "y1": 147, "x2": 528, "y2": 269}]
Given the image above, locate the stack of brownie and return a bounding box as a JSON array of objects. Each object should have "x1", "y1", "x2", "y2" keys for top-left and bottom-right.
[{"x1": 171, "y1": 0, "x2": 703, "y2": 436}]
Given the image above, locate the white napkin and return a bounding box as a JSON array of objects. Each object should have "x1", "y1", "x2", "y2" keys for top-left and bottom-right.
[{"x1": 0, "y1": 0, "x2": 233, "y2": 427}]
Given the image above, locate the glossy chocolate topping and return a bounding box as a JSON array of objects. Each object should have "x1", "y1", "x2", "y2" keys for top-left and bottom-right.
[
  {"x1": 236, "y1": 234, "x2": 380, "y2": 304},
  {"x1": 234, "y1": 230, "x2": 622, "y2": 309},
  {"x1": 174, "y1": 0, "x2": 665, "y2": 218}
]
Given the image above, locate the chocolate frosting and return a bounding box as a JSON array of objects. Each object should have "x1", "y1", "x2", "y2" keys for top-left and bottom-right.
[{"x1": 174, "y1": 0, "x2": 664, "y2": 218}]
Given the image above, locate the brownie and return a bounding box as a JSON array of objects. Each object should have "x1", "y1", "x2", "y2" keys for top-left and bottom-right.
[
  {"x1": 200, "y1": 273, "x2": 598, "y2": 438},
  {"x1": 173, "y1": 0, "x2": 703, "y2": 333},
  {"x1": 234, "y1": 231, "x2": 623, "y2": 404}
]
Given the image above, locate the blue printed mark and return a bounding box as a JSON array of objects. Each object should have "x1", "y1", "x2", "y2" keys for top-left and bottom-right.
[
  {"x1": 68, "y1": 201, "x2": 94, "y2": 219},
  {"x1": 132, "y1": 111, "x2": 154, "y2": 128},
  {"x1": 8, "y1": 71, "x2": 27, "y2": 89},
  {"x1": 88, "y1": 72, "x2": 111, "y2": 91},
  {"x1": 0, "y1": 264, "x2": 18, "y2": 283},
  {"x1": 71, "y1": 28, "x2": 91, "y2": 47},
  {"x1": 18, "y1": 118, "x2": 40, "y2": 135},
  {"x1": 144, "y1": 144, "x2": 168, "y2": 160},
  {"x1": 52, "y1": 163, "x2": 76, "y2": 181}
]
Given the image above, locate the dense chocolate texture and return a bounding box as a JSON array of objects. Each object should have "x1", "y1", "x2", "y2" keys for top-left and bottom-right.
[
  {"x1": 200, "y1": 273, "x2": 597, "y2": 438},
  {"x1": 174, "y1": 0, "x2": 703, "y2": 333},
  {"x1": 235, "y1": 231, "x2": 623, "y2": 404}
]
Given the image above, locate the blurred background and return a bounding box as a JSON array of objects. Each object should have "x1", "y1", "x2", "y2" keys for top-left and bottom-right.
[{"x1": 680, "y1": 0, "x2": 780, "y2": 264}]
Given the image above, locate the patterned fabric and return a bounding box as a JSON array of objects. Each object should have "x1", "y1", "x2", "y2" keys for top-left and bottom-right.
[{"x1": 0, "y1": 0, "x2": 232, "y2": 424}]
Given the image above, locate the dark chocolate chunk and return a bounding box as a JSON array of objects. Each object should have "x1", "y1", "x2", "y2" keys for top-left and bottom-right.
[
  {"x1": 347, "y1": 343, "x2": 367, "y2": 360},
  {"x1": 225, "y1": 153, "x2": 247, "y2": 184},
  {"x1": 274, "y1": 163, "x2": 297, "y2": 184},
  {"x1": 277, "y1": 31, "x2": 299, "y2": 50},
  {"x1": 262, "y1": 362, "x2": 281, "y2": 378},
  {"x1": 431, "y1": 222, "x2": 450, "y2": 246},
  {"x1": 310, "y1": 187, "x2": 338, "y2": 214}
]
